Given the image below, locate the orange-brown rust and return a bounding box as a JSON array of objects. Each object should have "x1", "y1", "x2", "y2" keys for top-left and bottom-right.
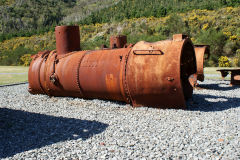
[
  {"x1": 28, "y1": 26, "x2": 197, "y2": 109},
  {"x1": 79, "y1": 48, "x2": 131, "y2": 102},
  {"x1": 55, "y1": 26, "x2": 80, "y2": 55},
  {"x1": 194, "y1": 45, "x2": 210, "y2": 81},
  {"x1": 126, "y1": 38, "x2": 196, "y2": 108},
  {"x1": 234, "y1": 75, "x2": 240, "y2": 81},
  {"x1": 173, "y1": 34, "x2": 188, "y2": 41},
  {"x1": 110, "y1": 35, "x2": 127, "y2": 49},
  {"x1": 189, "y1": 45, "x2": 210, "y2": 87}
]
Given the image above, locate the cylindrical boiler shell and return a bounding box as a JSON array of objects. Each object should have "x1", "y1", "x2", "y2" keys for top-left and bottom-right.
[
  {"x1": 28, "y1": 38, "x2": 196, "y2": 109},
  {"x1": 126, "y1": 39, "x2": 196, "y2": 108}
]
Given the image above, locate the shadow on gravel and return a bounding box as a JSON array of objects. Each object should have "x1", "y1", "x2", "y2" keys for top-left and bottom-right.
[
  {"x1": 0, "y1": 108, "x2": 108, "y2": 158},
  {"x1": 198, "y1": 82, "x2": 239, "y2": 91},
  {"x1": 189, "y1": 94, "x2": 240, "y2": 112}
]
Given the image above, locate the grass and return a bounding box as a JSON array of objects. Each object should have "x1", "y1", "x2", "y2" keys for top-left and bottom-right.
[
  {"x1": 204, "y1": 67, "x2": 233, "y2": 80},
  {"x1": 0, "y1": 66, "x2": 29, "y2": 73},
  {"x1": 0, "y1": 74, "x2": 28, "y2": 85},
  {"x1": 204, "y1": 67, "x2": 239, "y2": 74},
  {"x1": 0, "y1": 66, "x2": 28, "y2": 85},
  {"x1": 204, "y1": 67, "x2": 221, "y2": 74}
]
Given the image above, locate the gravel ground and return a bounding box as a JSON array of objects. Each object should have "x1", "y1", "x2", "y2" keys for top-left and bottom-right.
[{"x1": 0, "y1": 79, "x2": 239, "y2": 159}]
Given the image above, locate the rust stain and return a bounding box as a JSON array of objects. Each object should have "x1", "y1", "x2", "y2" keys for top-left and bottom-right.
[
  {"x1": 105, "y1": 74, "x2": 118, "y2": 94},
  {"x1": 218, "y1": 139, "x2": 224, "y2": 142},
  {"x1": 234, "y1": 75, "x2": 240, "y2": 81}
]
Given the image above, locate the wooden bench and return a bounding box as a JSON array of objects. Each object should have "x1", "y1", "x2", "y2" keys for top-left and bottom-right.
[{"x1": 217, "y1": 69, "x2": 240, "y2": 85}]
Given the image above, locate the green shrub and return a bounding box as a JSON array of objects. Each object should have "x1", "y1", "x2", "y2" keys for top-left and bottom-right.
[
  {"x1": 165, "y1": 14, "x2": 189, "y2": 37},
  {"x1": 218, "y1": 56, "x2": 231, "y2": 67},
  {"x1": 196, "y1": 28, "x2": 227, "y2": 65},
  {"x1": 0, "y1": 46, "x2": 33, "y2": 66},
  {"x1": 20, "y1": 54, "x2": 32, "y2": 66},
  {"x1": 127, "y1": 34, "x2": 166, "y2": 44},
  {"x1": 205, "y1": 59, "x2": 217, "y2": 67},
  {"x1": 232, "y1": 49, "x2": 240, "y2": 67}
]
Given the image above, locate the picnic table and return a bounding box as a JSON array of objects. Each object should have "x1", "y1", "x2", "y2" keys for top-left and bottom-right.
[{"x1": 216, "y1": 69, "x2": 240, "y2": 85}]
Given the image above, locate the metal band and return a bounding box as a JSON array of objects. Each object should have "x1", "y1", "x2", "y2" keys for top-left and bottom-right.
[
  {"x1": 43, "y1": 51, "x2": 56, "y2": 96},
  {"x1": 57, "y1": 51, "x2": 78, "y2": 60},
  {"x1": 133, "y1": 50, "x2": 164, "y2": 55},
  {"x1": 38, "y1": 51, "x2": 50, "y2": 95},
  {"x1": 76, "y1": 51, "x2": 92, "y2": 97},
  {"x1": 123, "y1": 49, "x2": 133, "y2": 104}
]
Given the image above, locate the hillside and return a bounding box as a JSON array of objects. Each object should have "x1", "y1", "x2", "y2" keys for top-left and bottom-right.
[
  {"x1": 0, "y1": 6, "x2": 239, "y2": 66},
  {"x1": 0, "y1": 0, "x2": 72, "y2": 33},
  {"x1": 1, "y1": 0, "x2": 239, "y2": 42},
  {"x1": 0, "y1": 0, "x2": 118, "y2": 41},
  {"x1": 79, "y1": 0, "x2": 240, "y2": 24},
  {"x1": 61, "y1": 0, "x2": 119, "y2": 24}
]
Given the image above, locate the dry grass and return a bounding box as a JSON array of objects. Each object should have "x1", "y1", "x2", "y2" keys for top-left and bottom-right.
[{"x1": 0, "y1": 66, "x2": 28, "y2": 85}]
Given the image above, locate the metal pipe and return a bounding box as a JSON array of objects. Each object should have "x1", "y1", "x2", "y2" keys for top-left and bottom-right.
[
  {"x1": 189, "y1": 45, "x2": 210, "y2": 87},
  {"x1": 194, "y1": 45, "x2": 210, "y2": 81},
  {"x1": 55, "y1": 26, "x2": 80, "y2": 55},
  {"x1": 110, "y1": 35, "x2": 127, "y2": 49}
]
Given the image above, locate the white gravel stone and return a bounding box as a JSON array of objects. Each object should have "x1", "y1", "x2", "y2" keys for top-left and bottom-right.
[{"x1": 0, "y1": 79, "x2": 239, "y2": 159}]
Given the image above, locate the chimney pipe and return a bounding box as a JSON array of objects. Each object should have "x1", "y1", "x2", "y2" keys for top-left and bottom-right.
[
  {"x1": 55, "y1": 26, "x2": 80, "y2": 55},
  {"x1": 110, "y1": 35, "x2": 127, "y2": 49}
]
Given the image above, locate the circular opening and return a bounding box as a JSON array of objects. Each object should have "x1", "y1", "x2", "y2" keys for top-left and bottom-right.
[{"x1": 180, "y1": 41, "x2": 196, "y2": 100}]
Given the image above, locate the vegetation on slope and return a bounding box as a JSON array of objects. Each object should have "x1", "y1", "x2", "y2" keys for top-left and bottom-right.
[
  {"x1": 0, "y1": 7, "x2": 239, "y2": 66},
  {"x1": 0, "y1": 0, "x2": 119, "y2": 42},
  {"x1": 79, "y1": 0, "x2": 240, "y2": 24},
  {"x1": 1, "y1": 0, "x2": 239, "y2": 42}
]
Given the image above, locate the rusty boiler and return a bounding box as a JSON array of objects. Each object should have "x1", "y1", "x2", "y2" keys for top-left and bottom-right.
[{"x1": 28, "y1": 26, "x2": 197, "y2": 109}]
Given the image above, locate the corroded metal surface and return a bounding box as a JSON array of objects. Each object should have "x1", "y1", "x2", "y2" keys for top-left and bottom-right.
[
  {"x1": 189, "y1": 45, "x2": 210, "y2": 87},
  {"x1": 194, "y1": 45, "x2": 210, "y2": 81},
  {"x1": 126, "y1": 37, "x2": 196, "y2": 108},
  {"x1": 55, "y1": 26, "x2": 80, "y2": 55},
  {"x1": 28, "y1": 26, "x2": 197, "y2": 109},
  {"x1": 110, "y1": 35, "x2": 127, "y2": 49},
  {"x1": 217, "y1": 69, "x2": 240, "y2": 85}
]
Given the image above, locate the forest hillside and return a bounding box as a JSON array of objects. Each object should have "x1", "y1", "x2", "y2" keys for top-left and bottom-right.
[{"x1": 0, "y1": 0, "x2": 239, "y2": 66}]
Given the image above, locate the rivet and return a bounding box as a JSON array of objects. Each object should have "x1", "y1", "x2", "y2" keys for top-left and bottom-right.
[{"x1": 167, "y1": 77, "x2": 174, "y2": 81}]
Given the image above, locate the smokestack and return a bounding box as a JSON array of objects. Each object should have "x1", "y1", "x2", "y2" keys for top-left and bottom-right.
[
  {"x1": 110, "y1": 35, "x2": 127, "y2": 49},
  {"x1": 55, "y1": 26, "x2": 80, "y2": 55}
]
